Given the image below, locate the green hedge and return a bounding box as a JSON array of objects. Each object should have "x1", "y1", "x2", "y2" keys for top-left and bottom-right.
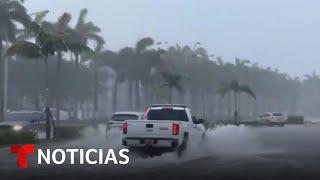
[
  {"x1": 54, "y1": 125, "x2": 85, "y2": 140},
  {"x1": 0, "y1": 130, "x2": 36, "y2": 145}
]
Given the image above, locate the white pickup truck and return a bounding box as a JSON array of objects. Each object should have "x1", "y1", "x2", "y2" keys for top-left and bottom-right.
[{"x1": 122, "y1": 104, "x2": 206, "y2": 153}]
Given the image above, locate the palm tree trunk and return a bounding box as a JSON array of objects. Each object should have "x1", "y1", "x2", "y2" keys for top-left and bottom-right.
[
  {"x1": 201, "y1": 89, "x2": 206, "y2": 118},
  {"x1": 234, "y1": 91, "x2": 239, "y2": 124},
  {"x1": 112, "y1": 76, "x2": 119, "y2": 112},
  {"x1": 0, "y1": 42, "x2": 4, "y2": 122},
  {"x1": 178, "y1": 91, "x2": 185, "y2": 104},
  {"x1": 168, "y1": 87, "x2": 173, "y2": 104},
  {"x1": 215, "y1": 95, "x2": 222, "y2": 120},
  {"x1": 80, "y1": 99, "x2": 84, "y2": 120},
  {"x1": 55, "y1": 51, "x2": 62, "y2": 121},
  {"x1": 74, "y1": 54, "x2": 80, "y2": 120},
  {"x1": 128, "y1": 80, "x2": 133, "y2": 110},
  {"x1": 44, "y1": 56, "x2": 51, "y2": 140},
  {"x1": 191, "y1": 90, "x2": 198, "y2": 114},
  {"x1": 143, "y1": 84, "x2": 150, "y2": 108},
  {"x1": 93, "y1": 67, "x2": 98, "y2": 122},
  {"x1": 135, "y1": 80, "x2": 141, "y2": 110},
  {"x1": 227, "y1": 94, "x2": 231, "y2": 117},
  {"x1": 34, "y1": 59, "x2": 40, "y2": 110}
]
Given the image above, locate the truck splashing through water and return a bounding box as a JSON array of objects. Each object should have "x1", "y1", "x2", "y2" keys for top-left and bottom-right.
[{"x1": 122, "y1": 104, "x2": 206, "y2": 155}]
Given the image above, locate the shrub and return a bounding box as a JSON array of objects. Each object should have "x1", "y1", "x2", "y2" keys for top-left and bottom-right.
[
  {"x1": 0, "y1": 130, "x2": 36, "y2": 145},
  {"x1": 287, "y1": 116, "x2": 304, "y2": 124}
]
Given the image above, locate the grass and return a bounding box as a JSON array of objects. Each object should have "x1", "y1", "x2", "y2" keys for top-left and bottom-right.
[
  {"x1": 0, "y1": 125, "x2": 86, "y2": 146},
  {"x1": 0, "y1": 130, "x2": 36, "y2": 145}
]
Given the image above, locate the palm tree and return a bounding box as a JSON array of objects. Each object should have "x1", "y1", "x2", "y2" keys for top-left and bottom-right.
[
  {"x1": 16, "y1": 10, "x2": 49, "y2": 110},
  {"x1": 54, "y1": 12, "x2": 72, "y2": 121},
  {"x1": 0, "y1": 0, "x2": 31, "y2": 121},
  {"x1": 133, "y1": 37, "x2": 154, "y2": 110},
  {"x1": 218, "y1": 80, "x2": 256, "y2": 124},
  {"x1": 72, "y1": 8, "x2": 104, "y2": 119},
  {"x1": 16, "y1": 10, "x2": 49, "y2": 41},
  {"x1": 6, "y1": 25, "x2": 92, "y2": 139},
  {"x1": 116, "y1": 47, "x2": 134, "y2": 111},
  {"x1": 160, "y1": 72, "x2": 185, "y2": 103},
  {"x1": 85, "y1": 43, "x2": 110, "y2": 121}
]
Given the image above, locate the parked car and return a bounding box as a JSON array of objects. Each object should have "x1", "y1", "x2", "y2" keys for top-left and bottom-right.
[
  {"x1": 106, "y1": 112, "x2": 144, "y2": 135},
  {"x1": 0, "y1": 111, "x2": 53, "y2": 139},
  {"x1": 256, "y1": 112, "x2": 287, "y2": 125},
  {"x1": 122, "y1": 104, "x2": 206, "y2": 154}
]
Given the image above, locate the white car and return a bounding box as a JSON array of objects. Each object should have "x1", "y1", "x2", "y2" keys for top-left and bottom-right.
[
  {"x1": 122, "y1": 104, "x2": 206, "y2": 153},
  {"x1": 106, "y1": 112, "x2": 144, "y2": 134},
  {"x1": 256, "y1": 112, "x2": 287, "y2": 125}
]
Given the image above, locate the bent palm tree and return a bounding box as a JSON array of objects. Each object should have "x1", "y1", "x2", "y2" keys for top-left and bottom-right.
[
  {"x1": 16, "y1": 10, "x2": 49, "y2": 110},
  {"x1": 218, "y1": 80, "x2": 256, "y2": 124},
  {"x1": 6, "y1": 26, "x2": 92, "y2": 139},
  {"x1": 72, "y1": 8, "x2": 104, "y2": 119},
  {"x1": 134, "y1": 37, "x2": 154, "y2": 110},
  {"x1": 0, "y1": 0, "x2": 31, "y2": 121}
]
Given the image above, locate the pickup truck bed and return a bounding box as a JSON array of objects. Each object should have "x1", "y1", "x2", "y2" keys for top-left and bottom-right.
[
  {"x1": 122, "y1": 120, "x2": 184, "y2": 148},
  {"x1": 122, "y1": 105, "x2": 206, "y2": 151}
]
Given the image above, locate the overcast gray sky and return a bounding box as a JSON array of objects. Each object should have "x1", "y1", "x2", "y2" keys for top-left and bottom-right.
[{"x1": 25, "y1": 0, "x2": 320, "y2": 77}]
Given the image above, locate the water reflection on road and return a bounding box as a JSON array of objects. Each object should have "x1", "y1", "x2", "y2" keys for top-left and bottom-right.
[{"x1": 1, "y1": 121, "x2": 320, "y2": 179}]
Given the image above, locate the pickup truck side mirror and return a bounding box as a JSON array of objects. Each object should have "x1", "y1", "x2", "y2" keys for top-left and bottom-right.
[{"x1": 197, "y1": 118, "x2": 205, "y2": 124}]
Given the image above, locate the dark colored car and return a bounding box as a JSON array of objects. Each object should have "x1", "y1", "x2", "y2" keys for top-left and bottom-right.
[{"x1": 0, "y1": 111, "x2": 51, "y2": 138}]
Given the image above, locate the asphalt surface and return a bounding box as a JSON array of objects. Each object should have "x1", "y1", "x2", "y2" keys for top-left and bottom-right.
[{"x1": 1, "y1": 123, "x2": 320, "y2": 180}]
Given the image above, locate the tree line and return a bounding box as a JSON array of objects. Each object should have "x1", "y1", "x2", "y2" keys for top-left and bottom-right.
[{"x1": 1, "y1": 0, "x2": 320, "y2": 127}]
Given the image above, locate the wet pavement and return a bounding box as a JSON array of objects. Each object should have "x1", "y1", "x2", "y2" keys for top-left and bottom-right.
[{"x1": 1, "y1": 123, "x2": 320, "y2": 180}]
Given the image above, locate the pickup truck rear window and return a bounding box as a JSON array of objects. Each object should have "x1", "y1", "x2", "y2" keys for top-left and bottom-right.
[
  {"x1": 147, "y1": 109, "x2": 189, "y2": 122},
  {"x1": 111, "y1": 114, "x2": 139, "y2": 121}
]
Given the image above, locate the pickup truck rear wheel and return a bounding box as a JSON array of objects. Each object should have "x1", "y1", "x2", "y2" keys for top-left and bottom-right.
[{"x1": 177, "y1": 133, "x2": 188, "y2": 156}]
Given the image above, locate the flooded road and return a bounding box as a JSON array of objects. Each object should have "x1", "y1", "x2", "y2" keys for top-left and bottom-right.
[{"x1": 1, "y1": 123, "x2": 320, "y2": 180}]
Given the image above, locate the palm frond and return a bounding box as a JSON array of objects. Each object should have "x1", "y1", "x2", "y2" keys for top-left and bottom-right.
[
  {"x1": 6, "y1": 41, "x2": 42, "y2": 58},
  {"x1": 136, "y1": 37, "x2": 154, "y2": 54},
  {"x1": 239, "y1": 85, "x2": 256, "y2": 99},
  {"x1": 161, "y1": 72, "x2": 185, "y2": 92},
  {"x1": 17, "y1": 21, "x2": 42, "y2": 41},
  {"x1": 7, "y1": 0, "x2": 31, "y2": 26},
  {"x1": 57, "y1": 12, "x2": 71, "y2": 33},
  {"x1": 6, "y1": 20, "x2": 17, "y2": 41},
  {"x1": 84, "y1": 21, "x2": 101, "y2": 33},
  {"x1": 41, "y1": 21, "x2": 55, "y2": 34},
  {"x1": 67, "y1": 42, "x2": 93, "y2": 56},
  {"x1": 86, "y1": 33, "x2": 105, "y2": 46},
  {"x1": 216, "y1": 84, "x2": 231, "y2": 97},
  {"x1": 230, "y1": 80, "x2": 240, "y2": 91},
  {"x1": 34, "y1": 10, "x2": 49, "y2": 24},
  {"x1": 75, "y1": 8, "x2": 88, "y2": 29}
]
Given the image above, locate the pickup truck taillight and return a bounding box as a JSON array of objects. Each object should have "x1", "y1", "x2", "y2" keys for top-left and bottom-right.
[
  {"x1": 123, "y1": 122, "x2": 128, "y2": 134},
  {"x1": 172, "y1": 123, "x2": 179, "y2": 136}
]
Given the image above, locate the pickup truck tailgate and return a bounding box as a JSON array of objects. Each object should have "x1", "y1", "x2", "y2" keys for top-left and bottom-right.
[{"x1": 125, "y1": 120, "x2": 176, "y2": 138}]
